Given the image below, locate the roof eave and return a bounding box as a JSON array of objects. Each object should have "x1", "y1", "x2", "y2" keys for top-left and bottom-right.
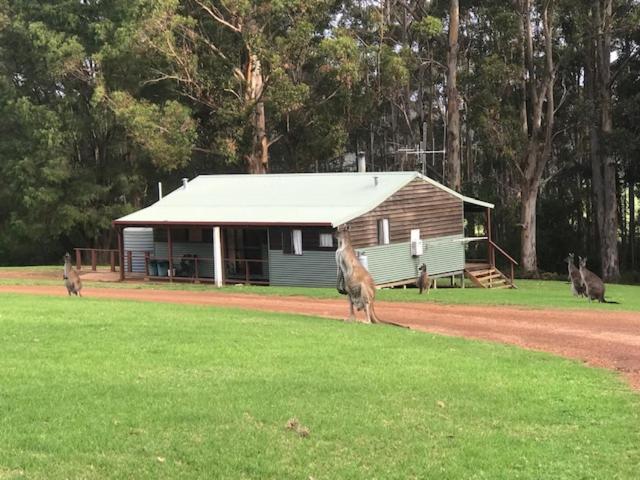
[
  {"x1": 112, "y1": 220, "x2": 334, "y2": 228},
  {"x1": 461, "y1": 196, "x2": 495, "y2": 209}
]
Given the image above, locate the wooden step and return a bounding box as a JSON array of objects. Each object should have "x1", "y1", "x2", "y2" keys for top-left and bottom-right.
[
  {"x1": 465, "y1": 265, "x2": 514, "y2": 289},
  {"x1": 476, "y1": 272, "x2": 504, "y2": 281},
  {"x1": 482, "y1": 279, "x2": 508, "y2": 286},
  {"x1": 471, "y1": 269, "x2": 496, "y2": 277}
]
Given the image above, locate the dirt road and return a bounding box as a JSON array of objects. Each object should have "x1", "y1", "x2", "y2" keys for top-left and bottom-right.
[{"x1": 1, "y1": 284, "x2": 639, "y2": 390}]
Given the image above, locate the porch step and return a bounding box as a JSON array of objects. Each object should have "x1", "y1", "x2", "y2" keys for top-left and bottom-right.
[{"x1": 464, "y1": 265, "x2": 514, "y2": 289}]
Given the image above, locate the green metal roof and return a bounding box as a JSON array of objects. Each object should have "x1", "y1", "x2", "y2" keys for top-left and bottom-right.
[{"x1": 114, "y1": 172, "x2": 493, "y2": 227}]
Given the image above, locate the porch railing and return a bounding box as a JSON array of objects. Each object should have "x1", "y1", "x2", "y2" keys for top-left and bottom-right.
[
  {"x1": 143, "y1": 253, "x2": 208, "y2": 282},
  {"x1": 488, "y1": 240, "x2": 518, "y2": 285},
  {"x1": 74, "y1": 248, "x2": 119, "y2": 272},
  {"x1": 465, "y1": 238, "x2": 518, "y2": 286},
  {"x1": 138, "y1": 253, "x2": 269, "y2": 285},
  {"x1": 223, "y1": 258, "x2": 269, "y2": 285}
]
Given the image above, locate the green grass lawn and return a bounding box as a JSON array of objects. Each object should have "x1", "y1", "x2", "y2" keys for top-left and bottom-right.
[
  {"x1": 1, "y1": 294, "x2": 639, "y2": 479},
  {"x1": 1, "y1": 266, "x2": 639, "y2": 312}
]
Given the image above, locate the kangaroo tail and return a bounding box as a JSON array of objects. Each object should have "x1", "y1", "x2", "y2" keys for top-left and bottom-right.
[
  {"x1": 603, "y1": 298, "x2": 620, "y2": 304},
  {"x1": 370, "y1": 304, "x2": 409, "y2": 329}
]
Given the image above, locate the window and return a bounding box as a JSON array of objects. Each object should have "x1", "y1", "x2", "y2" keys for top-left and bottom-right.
[
  {"x1": 292, "y1": 229, "x2": 303, "y2": 255},
  {"x1": 377, "y1": 219, "x2": 390, "y2": 245},
  {"x1": 319, "y1": 233, "x2": 333, "y2": 248}
]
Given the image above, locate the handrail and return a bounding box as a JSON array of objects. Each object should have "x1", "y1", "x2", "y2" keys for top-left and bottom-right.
[
  {"x1": 487, "y1": 240, "x2": 517, "y2": 287},
  {"x1": 488, "y1": 240, "x2": 518, "y2": 266}
]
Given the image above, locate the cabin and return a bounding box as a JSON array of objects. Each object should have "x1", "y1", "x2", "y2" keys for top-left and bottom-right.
[{"x1": 113, "y1": 172, "x2": 516, "y2": 288}]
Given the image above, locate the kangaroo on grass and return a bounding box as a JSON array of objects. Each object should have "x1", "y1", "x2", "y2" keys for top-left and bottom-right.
[
  {"x1": 417, "y1": 263, "x2": 430, "y2": 294},
  {"x1": 578, "y1": 256, "x2": 618, "y2": 304},
  {"x1": 564, "y1": 253, "x2": 586, "y2": 297},
  {"x1": 63, "y1": 252, "x2": 82, "y2": 296},
  {"x1": 335, "y1": 224, "x2": 405, "y2": 327}
]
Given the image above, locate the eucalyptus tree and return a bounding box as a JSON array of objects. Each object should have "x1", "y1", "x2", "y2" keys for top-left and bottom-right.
[
  {"x1": 446, "y1": 0, "x2": 461, "y2": 190},
  {"x1": 119, "y1": 0, "x2": 340, "y2": 174}
]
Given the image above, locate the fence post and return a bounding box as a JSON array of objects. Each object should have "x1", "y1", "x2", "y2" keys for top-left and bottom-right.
[
  {"x1": 76, "y1": 249, "x2": 82, "y2": 271},
  {"x1": 110, "y1": 251, "x2": 116, "y2": 272},
  {"x1": 194, "y1": 257, "x2": 199, "y2": 283},
  {"x1": 127, "y1": 250, "x2": 133, "y2": 273},
  {"x1": 245, "y1": 260, "x2": 250, "y2": 284},
  {"x1": 144, "y1": 251, "x2": 150, "y2": 277},
  {"x1": 91, "y1": 250, "x2": 97, "y2": 271}
]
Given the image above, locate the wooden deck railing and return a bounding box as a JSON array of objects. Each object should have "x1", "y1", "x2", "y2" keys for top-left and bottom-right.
[
  {"x1": 223, "y1": 258, "x2": 269, "y2": 285},
  {"x1": 488, "y1": 240, "x2": 518, "y2": 285},
  {"x1": 74, "y1": 248, "x2": 119, "y2": 272},
  {"x1": 139, "y1": 254, "x2": 269, "y2": 285}
]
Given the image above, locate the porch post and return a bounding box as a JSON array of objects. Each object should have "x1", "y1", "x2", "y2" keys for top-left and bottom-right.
[
  {"x1": 486, "y1": 207, "x2": 494, "y2": 268},
  {"x1": 168, "y1": 227, "x2": 173, "y2": 283},
  {"x1": 213, "y1": 226, "x2": 223, "y2": 288},
  {"x1": 117, "y1": 226, "x2": 125, "y2": 281}
]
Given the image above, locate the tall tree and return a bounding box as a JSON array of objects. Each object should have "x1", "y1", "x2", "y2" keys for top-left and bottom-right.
[
  {"x1": 517, "y1": 0, "x2": 556, "y2": 275},
  {"x1": 591, "y1": 0, "x2": 620, "y2": 280},
  {"x1": 128, "y1": 0, "x2": 336, "y2": 174},
  {"x1": 446, "y1": 0, "x2": 461, "y2": 190}
]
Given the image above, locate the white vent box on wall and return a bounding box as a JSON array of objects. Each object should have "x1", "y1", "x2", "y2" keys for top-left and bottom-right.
[
  {"x1": 411, "y1": 240, "x2": 423, "y2": 256},
  {"x1": 410, "y1": 229, "x2": 423, "y2": 256}
]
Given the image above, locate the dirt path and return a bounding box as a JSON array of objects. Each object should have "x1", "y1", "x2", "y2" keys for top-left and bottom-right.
[{"x1": 2, "y1": 284, "x2": 640, "y2": 390}]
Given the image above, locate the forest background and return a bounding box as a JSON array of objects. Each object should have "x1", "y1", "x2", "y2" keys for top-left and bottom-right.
[{"x1": 0, "y1": 0, "x2": 638, "y2": 280}]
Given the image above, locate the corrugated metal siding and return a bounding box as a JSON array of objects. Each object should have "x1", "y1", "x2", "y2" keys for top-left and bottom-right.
[
  {"x1": 269, "y1": 233, "x2": 463, "y2": 288},
  {"x1": 356, "y1": 234, "x2": 464, "y2": 285},
  {"x1": 154, "y1": 242, "x2": 215, "y2": 278},
  {"x1": 269, "y1": 250, "x2": 337, "y2": 287},
  {"x1": 123, "y1": 228, "x2": 154, "y2": 273}
]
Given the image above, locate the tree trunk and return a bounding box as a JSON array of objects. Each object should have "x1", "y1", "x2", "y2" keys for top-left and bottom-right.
[
  {"x1": 245, "y1": 50, "x2": 269, "y2": 174},
  {"x1": 596, "y1": 0, "x2": 620, "y2": 280},
  {"x1": 630, "y1": 182, "x2": 636, "y2": 270},
  {"x1": 517, "y1": 0, "x2": 555, "y2": 276},
  {"x1": 446, "y1": 0, "x2": 461, "y2": 191},
  {"x1": 520, "y1": 178, "x2": 540, "y2": 274},
  {"x1": 585, "y1": 35, "x2": 605, "y2": 263}
]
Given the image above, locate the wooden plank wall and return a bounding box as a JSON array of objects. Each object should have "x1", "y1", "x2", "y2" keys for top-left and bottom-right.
[{"x1": 348, "y1": 179, "x2": 463, "y2": 248}]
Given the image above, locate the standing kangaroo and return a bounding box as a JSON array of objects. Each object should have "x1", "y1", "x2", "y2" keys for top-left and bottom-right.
[
  {"x1": 578, "y1": 256, "x2": 616, "y2": 303},
  {"x1": 335, "y1": 225, "x2": 380, "y2": 324},
  {"x1": 63, "y1": 252, "x2": 82, "y2": 296},
  {"x1": 564, "y1": 253, "x2": 586, "y2": 297},
  {"x1": 417, "y1": 263, "x2": 430, "y2": 294}
]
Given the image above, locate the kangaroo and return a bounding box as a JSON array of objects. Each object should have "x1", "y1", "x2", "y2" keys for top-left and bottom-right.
[
  {"x1": 564, "y1": 253, "x2": 586, "y2": 298},
  {"x1": 334, "y1": 225, "x2": 407, "y2": 327},
  {"x1": 417, "y1": 263, "x2": 430, "y2": 294},
  {"x1": 335, "y1": 225, "x2": 380, "y2": 324},
  {"x1": 63, "y1": 252, "x2": 82, "y2": 296},
  {"x1": 578, "y1": 256, "x2": 617, "y2": 303}
]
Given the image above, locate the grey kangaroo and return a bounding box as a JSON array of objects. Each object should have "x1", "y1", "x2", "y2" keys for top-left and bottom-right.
[
  {"x1": 417, "y1": 263, "x2": 430, "y2": 294},
  {"x1": 578, "y1": 256, "x2": 617, "y2": 303},
  {"x1": 564, "y1": 253, "x2": 586, "y2": 297},
  {"x1": 63, "y1": 252, "x2": 82, "y2": 296}
]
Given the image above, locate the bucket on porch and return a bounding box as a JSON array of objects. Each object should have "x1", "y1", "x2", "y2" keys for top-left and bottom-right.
[
  {"x1": 148, "y1": 260, "x2": 158, "y2": 276},
  {"x1": 157, "y1": 260, "x2": 169, "y2": 277}
]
